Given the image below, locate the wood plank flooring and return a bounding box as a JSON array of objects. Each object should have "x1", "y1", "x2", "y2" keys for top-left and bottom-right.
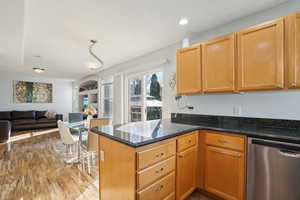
[{"x1": 0, "y1": 131, "x2": 212, "y2": 200}]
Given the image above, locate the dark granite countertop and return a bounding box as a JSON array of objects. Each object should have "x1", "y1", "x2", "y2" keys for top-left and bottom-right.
[
  {"x1": 91, "y1": 114, "x2": 300, "y2": 147},
  {"x1": 90, "y1": 119, "x2": 200, "y2": 147}
]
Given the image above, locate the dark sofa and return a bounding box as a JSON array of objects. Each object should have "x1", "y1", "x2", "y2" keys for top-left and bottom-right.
[{"x1": 0, "y1": 111, "x2": 63, "y2": 142}]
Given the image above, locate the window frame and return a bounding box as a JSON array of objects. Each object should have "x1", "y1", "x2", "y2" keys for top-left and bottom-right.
[
  {"x1": 100, "y1": 80, "x2": 113, "y2": 118},
  {"x1": 124, "y1": 68, "x2": 164, "y2": 123}
]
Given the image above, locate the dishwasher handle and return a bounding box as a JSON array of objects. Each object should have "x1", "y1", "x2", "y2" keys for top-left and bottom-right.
[{"x1": 279, "y1": 150, "x2": 300, "y2": 158}]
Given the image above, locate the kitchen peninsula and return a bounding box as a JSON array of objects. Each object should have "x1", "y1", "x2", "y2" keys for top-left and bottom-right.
[{"x1": 91, "y1": 114, "x2": 300, "y2": 200}]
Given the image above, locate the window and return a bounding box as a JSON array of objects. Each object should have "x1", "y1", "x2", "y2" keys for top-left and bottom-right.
[
  {"x1": 101, "y1": 83, "x2": 113, "y2": 117},
  {"x1": 83, "y1": 96, "x2": 89, "y2": 108},
  {"x1": 128, "y1": 71, "x2": 163, "y2": 122}
]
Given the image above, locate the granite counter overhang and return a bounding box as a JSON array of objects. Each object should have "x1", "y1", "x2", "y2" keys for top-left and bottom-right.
[{"x1": 90, "y1": 119, "x2": 300, "y2": 148}]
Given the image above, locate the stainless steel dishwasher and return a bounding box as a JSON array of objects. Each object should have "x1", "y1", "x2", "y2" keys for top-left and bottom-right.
[{"x1": 247, "y1": 138, "x2": 300, "y2": 200}]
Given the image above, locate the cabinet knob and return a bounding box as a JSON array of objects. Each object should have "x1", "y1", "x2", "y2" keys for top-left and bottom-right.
[
  {"x1": 155, "y1": 168, "x2": 164, "y2": 174},
  {"x1": 218, "y1": 139, "x2": 228, "y2": 144},
  {"x1": 155, "y1": 185, "x2": 164, "y2": 192},
  {"x1": 155, "y1": 152, "x2": 164, "y2": 158},
  {"x1": 276, "y1": 84, "x2": 283, "y2": 88}
]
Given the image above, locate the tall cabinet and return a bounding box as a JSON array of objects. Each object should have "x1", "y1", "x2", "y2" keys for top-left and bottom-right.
[
  {"x1": 287, "y1": 11, "x2": 300, "y2": 89},
  {"x1": 176, "y1": 45, "x2": 202, "y2": 94},
  {"x1": 237, "y1": 18, "x2": 285, "y2": 91},
  {"x1": 202, "y1": 34, "x2": 236, "y2": 93}
]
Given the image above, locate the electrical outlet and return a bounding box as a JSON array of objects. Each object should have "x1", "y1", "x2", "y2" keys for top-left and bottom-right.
[
  {"x1": 100, "y1": 150, "x2": 105, "y2": 162},
  {"x1": 233, "y1": 106, "x2": 242, "y2": 116}
]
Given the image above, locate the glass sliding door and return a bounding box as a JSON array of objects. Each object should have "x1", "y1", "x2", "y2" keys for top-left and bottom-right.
[{"x1": 128, "y1": 71, "x2": 163, "y2": 122}]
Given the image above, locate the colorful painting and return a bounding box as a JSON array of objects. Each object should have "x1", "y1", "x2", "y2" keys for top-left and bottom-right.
[{"x1": 14, "y1": 81, "x2": 53, "y2": 103}]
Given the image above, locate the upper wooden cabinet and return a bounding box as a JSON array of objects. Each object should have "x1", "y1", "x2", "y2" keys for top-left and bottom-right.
[
  {"x1": 287, "y1": 12, "x2": 300, "y2": 89},
  {"x1": 202, "y1": 34, "x2": 236, "y2": 93},
  {"x1": 176, "y1": 45, "x2": 202, "y2": 94},
  {"x1": 237, "y1": 18, "x2": 285, "y2": 91}
]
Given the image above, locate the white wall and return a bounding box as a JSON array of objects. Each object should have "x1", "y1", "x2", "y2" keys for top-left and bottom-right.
[
  {"x1": 82, "y1": 0, "x2": 300, "y2": 121},
  {"x1": 0, "y1": 72, "x2": 73, "y2": 120}
]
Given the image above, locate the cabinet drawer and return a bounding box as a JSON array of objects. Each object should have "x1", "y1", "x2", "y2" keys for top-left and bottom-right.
[
  {"x1": 137, "y1": 156, "x2": 175, "y2": 190},
  {"x1": 137, "y1": 172, "x2": 175, "y2": 200},
  {"x1": 205, "y1": 131, "x2": 245, "y2": 152},
  {"x1": 137, "y1": 141, "x2": 176, "y2": 170},
  {"x1": 163, "y1": 192, "x2": 175, "y2": 200},
  {"x1": 177, "y1": 132, "x2": 197, "y2": 152}
]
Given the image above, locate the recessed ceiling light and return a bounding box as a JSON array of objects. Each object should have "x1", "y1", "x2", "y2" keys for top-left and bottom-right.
[
  {"x1": 179, "y1": 17, "x2": 189, "y2": 26},
  {"x1": 33, "y1": 67, "x2": 45, "y2": 73}
]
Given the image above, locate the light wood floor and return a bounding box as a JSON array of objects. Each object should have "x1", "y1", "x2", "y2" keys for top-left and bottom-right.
[{"x1": 0, "y1": 131, "x2": 212, "y2": 200}]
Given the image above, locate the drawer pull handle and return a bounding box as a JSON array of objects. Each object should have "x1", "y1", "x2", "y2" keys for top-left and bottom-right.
[
  {"x1": 178, "y1": 154, "x2": 184, "y2": 158},
  {"x1": 155, "y1": 185, "x2": 164, "y2": 192},
  {"x1": 218, "y1": 139, "x2": 228, "y2": 144},
  {"x1": 155, "y1": 152, "x2": 164, "y2": 158},
  {"x1": 155, "y1": 168, "x2": 164, "y2": 174},
  {"x1": 188, "y1": 139, "x2": 192, "y2": 143}
]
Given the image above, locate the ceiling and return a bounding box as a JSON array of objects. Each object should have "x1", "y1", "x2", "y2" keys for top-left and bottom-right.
[{"x1": 0, "y1": 0, "x2": 287, "y2": 80}]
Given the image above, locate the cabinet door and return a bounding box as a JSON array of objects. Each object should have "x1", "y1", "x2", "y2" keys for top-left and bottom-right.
[
  {"x1": 202, "y1": 33, "x2": 236, "y2": 93},
  {"x1": 287, "y1": 12, "x2": 300, "y2": 88},
  {"x1": 205, "y1": 146, "x2": 245, "y2": 200},
  {"x1": 176, "y1": 146, "x2": 198, "y2": 200},
  {"x1": 237, "y1": 18, "x2": 285, "y2": 91},
  {"x1": 176, "y1": 45, "x2": 202, "y2": 94}
]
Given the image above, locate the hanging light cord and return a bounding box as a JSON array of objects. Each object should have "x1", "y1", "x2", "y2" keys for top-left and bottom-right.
[{"x1": 89, "y1": 40, "x2": 104, "y2": 66}]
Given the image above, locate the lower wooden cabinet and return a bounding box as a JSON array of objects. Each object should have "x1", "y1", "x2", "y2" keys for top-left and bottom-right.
[
  {"x1": 98, "y1": 130, "x2": 246, "y2": 200},
  {"x1": 203, "y1": 131, "x2": 246, "y2": 200},
  {"x1": 137, "y1": 172, "x2": 176, "y2": 200},
  {"x1": 176, "y1": 132, "x2": 199, "y2": 200},
  {"x1": 176, "y1": 146, "x2": 198, "y2": 200}
]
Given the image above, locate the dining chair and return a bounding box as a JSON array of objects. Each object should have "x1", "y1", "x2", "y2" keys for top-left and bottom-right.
[{"x1": 57, "y1": 120, "x2": 79, "y2": 163}]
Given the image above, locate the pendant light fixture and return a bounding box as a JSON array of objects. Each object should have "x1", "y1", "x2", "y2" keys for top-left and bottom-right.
[{"x1": 87, "y1": 40, "x2": 104, "y2": 70}]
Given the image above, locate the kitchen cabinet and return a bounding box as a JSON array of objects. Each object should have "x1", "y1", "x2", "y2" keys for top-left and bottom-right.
[
  {"x1": 99, "y1": 131, "x2": 201, "y2": 200},
  {"x1": 197, "y1": 132, "x2": 205, "y2": 190},
  {"x1": 176, "y1": 133, "x2": 198, "y2": 200},
  {"x1": 237, "y1": 18, "x2": 285, "y2": 91},
  {"x1": 204, "y1": 131, "x2": 246, "y2": 200},
  {"x1": 176, "y1": 146, "x2": 198, "y2": 200},
  {"x1": 176, "y1": 45, "x2": 202, "y2": 94},
  {"x1": 176, "y1": 11, "x2": 300, "y2": 94},
  {"x1": 287, "y1": 11, "x2": 300, "y2": 89},
  {"x1": 202, "y1": 33, "x2": 236, "y2": 93},
  {"x1": 99, "y1": 136, "x2": 136, "y2": 200},
  {"x1": 98, "y1": 128, "x2": 248, "y2": 200}
]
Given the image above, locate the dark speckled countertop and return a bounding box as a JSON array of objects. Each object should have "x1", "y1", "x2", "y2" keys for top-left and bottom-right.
[
  {"x1": 91, "y1": 119, "x2": 200, "y2": 147},
  {"x1": 91, "y1": 114, "x2": 300, "y2": 147}
]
